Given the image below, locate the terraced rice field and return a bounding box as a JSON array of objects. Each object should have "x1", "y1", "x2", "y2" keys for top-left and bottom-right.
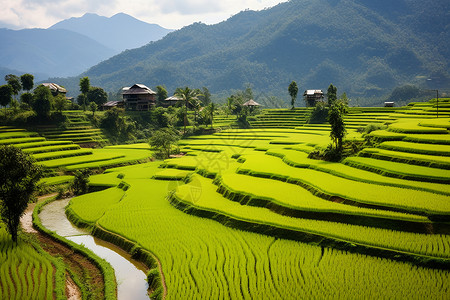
[
  {"x1": 3, "y1": 100, "x2": 450, "y2": 298},
  {"x1": 0, "y1": 225, "x2": 65, "y2": 299},
  {"x1": 0, "y1": 125, "x2": 153, "y2": 187},
  {"x1": 65, "y1": 101, "x2": 450, "y2": 298}
]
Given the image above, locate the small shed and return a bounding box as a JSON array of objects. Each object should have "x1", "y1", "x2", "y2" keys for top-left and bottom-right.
[
  {"x1": 163, "y1": 95, "x2": 184, "y2": 108},
  {"x1": 303, "y1": 90, "x2": 324, "y2": 107},
  {"x1": 384, "y1": 101, "x2": 395, "y2": 107},
  {"x1": 243, "y1": 99, "x2": 261, "y2": 108},
  {"x1": 101, "y1": 101, "x2": 124, "y2": 110}
]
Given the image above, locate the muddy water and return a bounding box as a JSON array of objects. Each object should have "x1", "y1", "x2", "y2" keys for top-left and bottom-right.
[{"x1": 39, "y1": 198, "x2": 150, "y2": 300}]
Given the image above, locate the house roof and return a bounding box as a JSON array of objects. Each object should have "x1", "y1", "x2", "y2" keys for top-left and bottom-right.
[
  {"x1": 122, "y1": 84, "x2": 156, "y2": 95},
  {"x1": 304, "y1": 90, "x2": 323, "y2": 95},
  {"x1": 102, "y1": 101, "x2": 124, "y2": 107},
  {"x1": 41, "y1": 83, "x2": 67, "y2": 93},
  {"x1": 243, "y1": 99, "x2": 261, "y2": 107},
  {"x1": 165, "y1": 95, "x2": 183, "y2": 101}
]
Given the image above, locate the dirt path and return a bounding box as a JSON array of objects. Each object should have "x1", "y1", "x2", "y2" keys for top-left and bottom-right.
[{"x1": 20, "y1": 195, "x2": 105, "y2": 300}]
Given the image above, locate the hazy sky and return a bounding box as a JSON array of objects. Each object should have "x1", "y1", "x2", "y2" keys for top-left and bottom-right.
[{"x1": 0, "y1": 0, "x2": 287, "y2": 29}]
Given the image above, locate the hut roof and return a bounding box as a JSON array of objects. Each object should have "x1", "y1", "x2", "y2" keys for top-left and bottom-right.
[
  {"x1": 41, "y1": 83, "x2": 67, "y2": 93},
  {"x1": 102, "y1": 101, "x2": 123, "y2": 107},
  {"x1": 122, "y1": 84, "x2": 156, "y2": 95},
  {"x1": 304, "y1": 90, "x2": 323, "y2": 96},
  {"x1": 243, "y1": 99, "x2": 261, "y2": 106},
  {"x1": 165, "y1": 95, "x2": 183, "y2": 101}
]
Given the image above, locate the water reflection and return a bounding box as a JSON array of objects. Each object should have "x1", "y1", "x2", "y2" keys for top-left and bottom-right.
[{"x1": 39, "y1": 199, "x2": 149, "y2": 300}]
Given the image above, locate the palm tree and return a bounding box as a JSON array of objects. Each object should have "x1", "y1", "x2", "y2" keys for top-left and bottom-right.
[{"x1": 175, "y1": 87, "x2": 200, "y2": 134}]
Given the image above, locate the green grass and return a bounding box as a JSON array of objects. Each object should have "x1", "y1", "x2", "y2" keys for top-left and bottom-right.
[
  {"x1": 239, "y1": 153, "x2": 450, "y2": 215},
  {"x1": 343, "y1": 156, "x2": 450, "y2": 183},
  {"x1": 379, "y1": 141, "x2": 450, "y2": 156},
  {"x1": 388, "y1": 120, "x2": 448, "y2": 134},
  {"x1": 173, "y1": 174, "x2": 450, "y2": 258},
  {"x1": 0, "y1": 225, "x2": 65, "y2": 299},
  {"x1": 66, "y1": 162, "x2": 450, "y2": 298},
  {"x1": 359, "y1": 147, "x2": 450, "y2": 169},
  {"x1": 33, "y1": 149, "x2": 93, "y2": 161}
]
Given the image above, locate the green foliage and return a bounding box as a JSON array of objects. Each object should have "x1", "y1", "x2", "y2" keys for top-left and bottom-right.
[
  {"x1": 175, "y1": 87, "x2": 200, "y2": 133},
  {"x1": 77, "y1": 93, "x2": 87, "y2": 111},
  {"x1": 288, "y1": 81, "x2": 298, "y2": 109},
  {"x1": 89, "y1": 101, "x2": 98, "y2": 117},
  {"x1": 79, "y1": 76, "x2": 90, "y2": 95},
  {"x1": 53, "y1": 94, "x2": 67, "y2": 113},
  {"x1": 87, "y1": 86, "x2": 108, "y2": 106},
  {"x1": 32, "y1": 85, "x2": 53, "y2": 119},
  {"x1": 309, "y1": 101, "x2": 328, "y2": 123},
  {"x1": 20, "y1": 73, "x2": 34, "y2": 92},
  {"x1": 328, "y1": 99, "x2": 348, "y2": 151},
  {"x1": 387, "y1": 85, "x2": 426, "y2": 103},
  {"x1": 100, "y1": 107, "x2": 136, "y2": 143},
  {"x1": 0, "y1": 145, "x2": 42, "y2": 242},
  {"x1": 0, "y1": 225, "x2": 64, "y2": 299},
  {"x1": 149, "y1": 128, "x2": 180, "y2": 159},
  {"x1": 155, "y1": 85, "x2": 168, "y2": 106},
  {"x1": 327, "y1": 84, "x2": 337, "y2": 106},
  {"x1": 198, "y1": 87, "x2": 211, "y2": 106},
  {"x1": 20, "y1": 92, "x2": 33, "y2": 106},
  {"x1": 4, "y1": 74, "x2": 21, "y2": 98},
  {"x1": 0, "y1": 84, "x2": 13, "y2": 108},
  {"x1": 71, "y1": 169, "x2": 91, "y2": 195}
]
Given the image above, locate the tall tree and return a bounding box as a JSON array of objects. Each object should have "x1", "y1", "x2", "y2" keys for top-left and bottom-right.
[
  {"x1": 87, "y1": 86, "x2": 108, "y2": 106},
  {"x1": 79, "y1": 77, "x2": 90, "y2": 95},
  {"x1": 32, "y1": 85, "x2": 53, "y2": 119},
  {"x1": 288, "y1": 81, "x2": 298, "y2": 110},
  {"x1": 0, "y1": 84, "x2": 13, "y2": 118},
  {"x1": 149, "y1": 128, "x2": 180, "y2": 159},
  {"x1": 54, "y1": 94, "x2": 67, "y2": 113},
  {"x1": 156, "y1": 85, "x2": 168, "y2": 107},
  {"x1": 328, "y1": 100, "x2": 348, "y2": 151},
  {"x1": 79, "y1": 77, "x2": 90, "y2": 111},
  {"x1": 77, "y1": 94, "x2": 87, "y2": 110},
  {"x1": 0, "y1": 145, "x2": 42, "y2": 243},
  {"x1": 205, "y1": 102, "x2": 215, "y2": 128},
  {"x1": 89, "y1": 101, "x2": 98, "y2": 117},
  {"x1": 175, "y1": 87, "x2": 200, "y2": 134},
  {"x1": 20, "y1": 74, "x2": 34, "y2": 92},
  {"x1": 198, "y1": 87, "x2": 212, "y2": 106},
  {"x1": 327, "y1": 84, "x2": 337, "y2": 106},
  {"x1": 5, "y1": 74, "x2": 21, "y2": 100}
]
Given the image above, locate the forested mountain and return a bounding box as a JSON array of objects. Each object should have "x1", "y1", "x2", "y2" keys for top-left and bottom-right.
[
  {"x1": 52, "y1": 0, "x2": 450, "y2": 103},
  {"x1": 49, "y1": 13, "x2": 173, "y2": 53},
  {"x1": 0, "y1": 28, "x2": 116, "y2": 78}
]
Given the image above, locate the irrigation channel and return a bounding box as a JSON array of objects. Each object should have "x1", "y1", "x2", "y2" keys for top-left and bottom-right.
[{"x1": 38, "y1": 198, "x2": 150, "y2": 299}]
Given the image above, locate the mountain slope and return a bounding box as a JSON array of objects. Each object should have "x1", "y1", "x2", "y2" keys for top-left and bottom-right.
[
  {"x1": 49, "y1": 13, "x2": 173, "y2": 52},
  {"x1": 0, "y1": 28, "x2": 116, "y2": 78},
  {"x1": 53, "y1": 0, "x2": 450, "y2": 102}
]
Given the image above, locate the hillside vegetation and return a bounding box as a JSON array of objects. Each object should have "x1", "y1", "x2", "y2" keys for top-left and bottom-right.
[{"x1": 52, "y1": 0, "x2": 449, "y2": 103}]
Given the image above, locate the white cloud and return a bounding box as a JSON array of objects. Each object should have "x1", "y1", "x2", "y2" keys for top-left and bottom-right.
[{"x1": 0, "y1": 0, "x2": 287, "y2": 29}]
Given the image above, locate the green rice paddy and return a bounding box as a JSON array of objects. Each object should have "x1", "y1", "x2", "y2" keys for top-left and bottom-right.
[{"x1": 2, "y1": 102, "x2": 450, "y2": 298}]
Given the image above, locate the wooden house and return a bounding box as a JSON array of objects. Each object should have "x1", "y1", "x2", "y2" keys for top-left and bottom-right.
[
  {"x1": 303, "y1": 90, "x2": 324, "y2": 107},
  {"x1": 122, "y1": 84, "x2": 156, "y2": 111}
]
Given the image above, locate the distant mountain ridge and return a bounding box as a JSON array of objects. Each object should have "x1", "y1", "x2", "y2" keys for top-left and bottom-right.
[
  {"x1": 50, "y1": 0, "x2": 448, "y2": 104},
  {"x1": 0, "y1": 28, "x2": 116, "y2": 78},
  {"x1": 0, "y1": 13, "x2": 173, "y2": 80},
  {"x1": 49, "y1": 13, "x2": 174, "y2": 52}
]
